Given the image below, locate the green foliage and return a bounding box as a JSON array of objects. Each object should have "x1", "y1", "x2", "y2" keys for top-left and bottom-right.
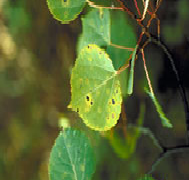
[
  {"x1": 49, "y1": 128, "x2": 96, "y2": 180},
  {"x1": 47, "y1": 0, "x2": 86, "y2": 23},
  {"x1": 3, "y1": 0, "x2": 31, "y2": 37},
  {"x1": 69, "y1": 44, "x2": 122, "y2": 131},
  {"x1": 127, "y1": 45, "x2": 138, "y2": 95},
  {"x1": 107, "y1": 10, "x2": 136, "y2": 68},
  {"x1": 46, "y1": 1, "x2": 175, "y2": 179},
  {"x1": 77, "y1": 8, "x2": 111, "y2": 52},
  {"x1": 138, "y1": 175, "x2": 155, "y2": 180},
  {"x1": 2, "y1": 0, "x2": 187, "y2": 180},
  {"x1": 107, "y1": 10, "x2": 137, "y2": 96},
  {"x1": 78, "y1": 8, "x2": 137, "y2": 98}
]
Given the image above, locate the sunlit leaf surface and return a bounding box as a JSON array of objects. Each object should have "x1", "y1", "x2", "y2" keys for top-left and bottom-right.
[{"x1": 69, "y1": 44, "x2": 122, "y2": 131}]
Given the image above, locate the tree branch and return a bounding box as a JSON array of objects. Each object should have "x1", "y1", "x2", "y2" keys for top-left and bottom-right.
[
  {"x1": 150, "y1": 36, "x2": 189, "y2": 145},
  {"x1": 147, "y1": 145, "x2": 189, "y2": 174}
]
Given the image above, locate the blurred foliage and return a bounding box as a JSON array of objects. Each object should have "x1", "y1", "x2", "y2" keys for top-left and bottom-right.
[{"x1": 1, "y1": 0, "x2": 189, "y2": 180}]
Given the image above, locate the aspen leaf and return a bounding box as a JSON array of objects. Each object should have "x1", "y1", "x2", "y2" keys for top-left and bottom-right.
[
  {"x1": 77, "y1": 8, "x2": 110, "y2": 52},
  {"x1": 69, "y1": 44, "x2": 122, "y2": 131},
  {"x1": 47, "y1": 0, "x2": 86, "y2": 23},
  {"x1": 49, "y1": 129, "x2": 96, "y2": 180}
]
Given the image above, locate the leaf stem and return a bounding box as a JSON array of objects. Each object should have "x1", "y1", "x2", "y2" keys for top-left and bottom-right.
[
  {"x1": 141, "y1": 49, "x2": 154, "y2": 96},
  {"x1": 109, "y1": 42, "x2": 134, "y2": 51},
  {"x1": 87, "y1": 0, "x2": 123, "y2": 10}
]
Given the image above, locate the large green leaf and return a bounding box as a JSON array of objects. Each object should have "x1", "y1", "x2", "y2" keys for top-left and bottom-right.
[
  {"x1": 107, "y1": 10, "x2": 136, "y2": 96},
  {"x1": 47, "y1": 0, "x2": 86, "y2": 23},
  {"x1": 69, "y1": 44, "x2": 122, "y2": 131},
  {"x1": 78, "y1": 9, "x2": 137, "y2": 96},
  {"x1": 49, "y1": 128, "x2": 96, "y2": 180},
  {"x1": 77, "y1": 8, "x2": 110, "y2": 52},
  {"x1": 108, "y1": 10, "x2": 136, "y2": 56},
  {"x1": 106, "y1": 45, "x2": 129, "y2": 97},
  {"x1": 107, "y1": 10, "x2": 136, "y2": 68}
]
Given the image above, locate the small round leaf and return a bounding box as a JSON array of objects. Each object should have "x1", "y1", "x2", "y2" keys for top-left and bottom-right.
[{"x1": 47, "y1": 0, "x2": 86, "y2": 22}]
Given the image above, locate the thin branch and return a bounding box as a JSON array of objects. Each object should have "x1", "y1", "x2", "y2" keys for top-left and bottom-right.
[
  {"x1": 141, "y1": 49, "x2": 154, "y2": 95},
  {"x1": 87, "y1": 0, "x2": 123, "y2": 10},
  {"x1": 147, "y1": 145, "x2": 189, "y2": 174},
  {"x1": 109, "y1": 42, "x2": 134, "y2": 51},
  {"x1": 133, "y1": 0, "x2": 141, "y2": 17},
  {"x1": 139, "y1": 0, "x2": 150, "y2": 21},
  {"x1": 117, "y1": 0, "x2": 136, "y2": 18},
  {"x1": 150, "y1": 36, "x2": 189, "y2": 144},
  {"x1": 128, "y1": 124, "x2": 164, "y2": 152}
]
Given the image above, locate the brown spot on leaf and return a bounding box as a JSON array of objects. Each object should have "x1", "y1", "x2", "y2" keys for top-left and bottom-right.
[{"x1": 112, "y1": 113, "x2": 115, "y2": 119}]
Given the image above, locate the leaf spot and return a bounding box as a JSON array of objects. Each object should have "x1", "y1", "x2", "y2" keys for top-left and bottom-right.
[
  {"x1": 98, "y1": 107, "x2": 102, "y2": 113},
  {"x1": 90, "y1": 101, "x2": 93, "y2": 105},
  {"x1": 112, "y1": 113, "x2": 115, "y2": 119},
  {"x1": 80, "y1": 164, "x2": 85, "y2": 172},
  {"x1": 86, "y1": 79, "x2": 89, "y2": 85},
  {"x1": 112, "y1": 99, "x2": 115, "y2": 105},
  {"x1": 86, "y1": 96, "x2": 90, "y2": 101}
]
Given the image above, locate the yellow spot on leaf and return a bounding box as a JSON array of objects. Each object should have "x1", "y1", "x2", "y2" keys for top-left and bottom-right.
[
  {"x1": 80, "y1": 164, "x2": 85, "y2": 172},
  {"x1": 106, "y1": 88, "x2": 110, "y2": 94},
  {"x1": 98, "y1": 107, "x2": 102, "y2": 113},
  {"x1": 86, "y1": 79, "x2": 89, "y2": 85}
]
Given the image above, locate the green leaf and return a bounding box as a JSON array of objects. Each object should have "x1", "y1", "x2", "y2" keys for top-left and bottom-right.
[
  {"x1": 127, "y1": 45, "x2": 138, "y2": 95},
  {"x1": 138, "y1": 174, "x2": 155, "y2": 180},
  {"x1": 107, "y1": 10, "x2": 136, "y2": 68},
  {"x1": 3, "y1": 0, "x2": 31, "y2": 37},
  {"x1": 47, "y1": 0, "x2": 86, "y2": 23},
  {"x1": 106, "y1": 10, "x2": 137, "y2": 96},
  {"x1": 69, "y1": 44, "x2": 122, "y2": 131},
  {"x1": 77, "y1": 8, "x2": 110, "y2": 52},
  {"x1": 145, "y1": 88, "x2": 173, "y2": 128},
  {"x1": 78, "y1": 9, "x2": 137, "y2": 97},
  {"x1": 49, "y1": 128, "x2": 96, "y2": 180},
  {"x1": 88, "y1": 0, "x2": 118, "y2": 7},
  {"x1": 109, "y1": 10, "x2": 137, "y2": 52}
]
